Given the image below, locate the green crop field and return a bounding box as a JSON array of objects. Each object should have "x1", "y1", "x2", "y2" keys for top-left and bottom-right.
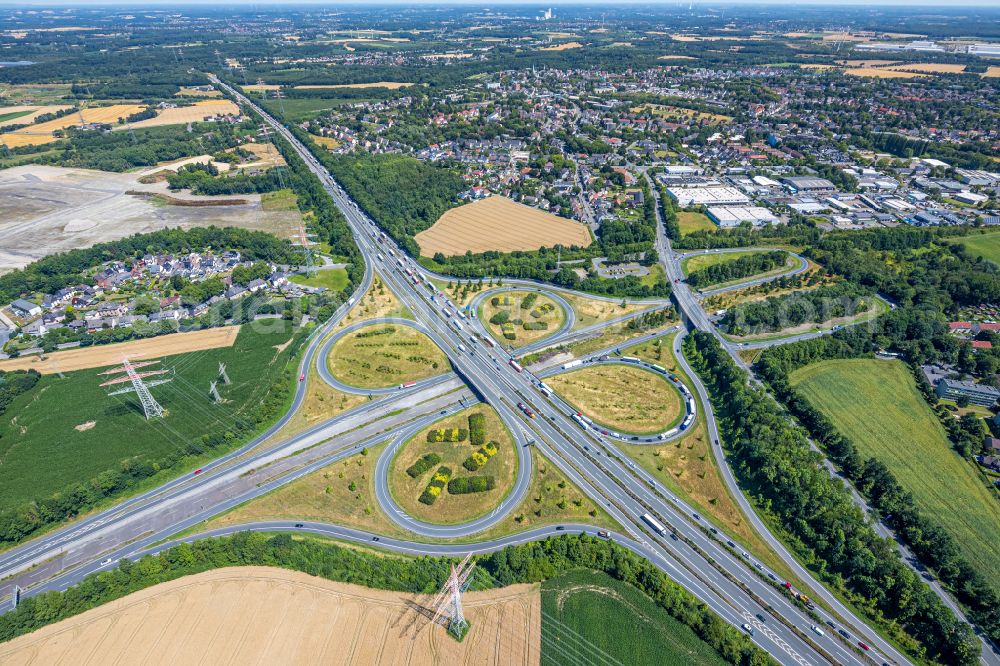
[
  {"x1": 0, "y1": 322, "x2": 300, "y2": 511},
  {"x1": 956, "y1": 232, "x2": 1000, "y2": 266},
  {"x1": 289, "y1": 267, "x2": 349, "y2": 292},
  {"x1": 540, "y1": 569, "x2": 728, "y2": 666},
  {"x1": 790, "y1": 359, "x2": 1000, "y2": 585}
]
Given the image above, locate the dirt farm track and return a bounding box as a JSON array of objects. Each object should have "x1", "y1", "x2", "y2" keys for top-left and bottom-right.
[
  {"x1": 415, "y1": 196, "x2": 592, "y2": 257},
  {"x1": 0, "y1": 327, "x2": 240, "y2": 374},
  {"x1": 0, "y1": 566, "x2": 542, "y2": 666}
]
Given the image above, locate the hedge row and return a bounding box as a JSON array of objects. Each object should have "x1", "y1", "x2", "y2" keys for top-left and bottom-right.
[
  {"x1": 522, "y1": 321, "x2": 549, "y2": 331},
  {"x1": 468, "y1": 413, "x2": 486, "y2": 445},
  {"x1": 464, "y1": 441, "x2": 499, "y2": 471},
  {"x1": 447, "y1": 476, "x2": 496, "y2": 494},
  {"x1": 426, "y1": 427, "x2": 467, "y2": 443},
  {"x1": 418, "y1": 466, "x2": 452, "y2": 505},
  {"x1": 355, "y1": 326, "x2": 395, "y2": 339},
  {"x1": 521, "y1": 293, "x2": 538, "y2": 309},
  {"x1": 490, "y1": 295, "x2": 514, "y2": 307},
  {"x1": 405, "y1": 453, "x2": 441, "y2": 478}
]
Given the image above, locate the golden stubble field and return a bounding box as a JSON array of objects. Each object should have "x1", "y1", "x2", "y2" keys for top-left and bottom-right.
[
  {"x1": 415, "y1": 196, "x2": 591, "y2": 257},
  {"x1": 128, "y1": 100, "x2": 240, "y2": 129},
  {"x1": 0, "y1": 326, "x2": 240, "y2": 373},
  {"x1": 0, "y1": 567, "x2": 542, "y2": 666},
  {"x1": 1, "y1": 104, "x2": 146, "y2": 147}
]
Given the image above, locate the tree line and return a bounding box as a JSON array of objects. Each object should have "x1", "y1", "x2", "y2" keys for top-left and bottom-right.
[{"x1": 686, "y1": 330, "x2": 980, "y2": 665}]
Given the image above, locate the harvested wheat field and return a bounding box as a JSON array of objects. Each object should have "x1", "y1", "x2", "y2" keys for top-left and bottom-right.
[
  {"x1": 294, "y1": 82, "x2": 415, "y2": 90},
  {"x1": 128, "y1": 100, "x2": 240, "y2": 129},
  {"x1": 175, "y1": 86, "x2": 222, "y2": 97},
  {"x1": 415, "y1": 196, "x2": 591, "y2": 257},
  {"x1": 843, "y1": 67, "x2": 928, "y2": 79},
  {"x1": 0, "y1": 326, "x2": 240, "y2": 373},
  {"x1": 2, "y1": 104, "x2": 146, "y2": 147},
  {"x1": 984, "y1": 66, "x2": 1000, "y2": 79},
  {"x1": 540, "y1": 41, "x2": 583, "y2": 51},
  {"x1": 657, "y1": 55, "x2": 697, "y2": 60},
  {"x1": 890, "y1": 63, "x2": 966, "y2": 74},
  {"x1": 838, "y1": 59, "x2": 900, "y2": 67},
  {"x1": 0, "y1": 567, "x2": 542, "y2": 666},
  {"x1": 0, "y1": 104, "x2": 73, "y2": 124}
]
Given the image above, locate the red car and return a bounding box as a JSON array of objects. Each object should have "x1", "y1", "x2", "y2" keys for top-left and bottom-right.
[
  {"x1": 299, "y1": 373, "x2": 305, "y2": 382},
  {"x1": 194, "y1": 469, "x2": 203, "y2": 475},
  {"x1": 857, "y1": 642, "x2": 870, "y2": 651}
]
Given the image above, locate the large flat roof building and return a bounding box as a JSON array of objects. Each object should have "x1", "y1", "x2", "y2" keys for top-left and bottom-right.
[
  {"x1": 666, "y1": 186, "x2": 750, "y2": 208},
  {"x1": 707, "y1": 206, "x2": 779, "y2": 228},
  {"x1": 782, "y1": 176, "x2": 836, "y2": 193}
]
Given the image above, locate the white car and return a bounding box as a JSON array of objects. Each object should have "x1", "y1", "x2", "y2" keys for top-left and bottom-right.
[
  {"x1": 741, "y1": 623, "x2": 754, "y2": 636},
  {"x1": 810, "y1": 625, "x2": 825, "y2": 637},
  {"x1": 100, "y1": 558, "x2": 114, "y2": 567}
]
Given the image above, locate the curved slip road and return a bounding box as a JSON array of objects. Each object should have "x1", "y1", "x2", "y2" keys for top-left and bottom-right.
[{"x1": 676, "y1": 247, "x2": 809, "y2": 298}]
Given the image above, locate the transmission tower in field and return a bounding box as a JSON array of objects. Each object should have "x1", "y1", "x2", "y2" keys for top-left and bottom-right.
[
  {"x1": 218, "y1": 362, "x2": 231, "y2": 385},
  {"x1": 99, "y1": 358, "x2": 172, "y2": 420},
  {"x1": 429, "y1": 553, "x2": 476, "y2": 639}
]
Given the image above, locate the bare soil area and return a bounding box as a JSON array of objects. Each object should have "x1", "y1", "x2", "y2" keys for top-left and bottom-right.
[
  {"x1": 0, "y1": 165, "x2": 301, "y2": 273},
  {"x1": 415, "y1": 196, "x2": 591, "y2": 257},
  {"x1": 0, "y1": 326, "x2": 240, "y2": 373},
  {"x1": 0, "y1": 566, "x2": 541, "y2": 666}
]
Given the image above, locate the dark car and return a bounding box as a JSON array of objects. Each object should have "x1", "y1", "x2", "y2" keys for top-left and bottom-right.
[
  {"x1": 372, "y1": 536, "x2": 380, "y2": 542},
  {"x1": 556, "y1": 526, "x2": 565, "y2": 531},
  {"x1": 756, "y1": 613, "x2": 766, "y2": 623},
  {"x1": 294, "y1": 523, "x2": 303, "y2": 528},
  {"x1": 838, "y1": 629, "x2": 850, "y2": 639}
]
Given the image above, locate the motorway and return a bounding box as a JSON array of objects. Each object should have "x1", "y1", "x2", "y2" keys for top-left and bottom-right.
[{"x1": 0, "y1": 76, "x2": 945, "y2": 666}]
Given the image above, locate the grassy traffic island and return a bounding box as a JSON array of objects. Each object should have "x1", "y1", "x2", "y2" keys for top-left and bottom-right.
[
  {"x1": 681, "y1": 249, "x2": 796, "y2": 290},
  {"x1": 478, "y1": 290, "x2": 566, "y2": 349},
  {"x1": 389, "y1": 405, "x2": 518, "y2": 525},
  {"x1": 547, "y1": 364, "x2": 684, "y2": 435},
  {"x1": 327, "y1": 322, "x2": 448, "y2": 389}
]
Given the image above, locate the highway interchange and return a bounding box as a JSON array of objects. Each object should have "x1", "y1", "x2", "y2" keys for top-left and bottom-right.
[{"x1": 0, "y1": 76, "x2": 988, "y2": 666}]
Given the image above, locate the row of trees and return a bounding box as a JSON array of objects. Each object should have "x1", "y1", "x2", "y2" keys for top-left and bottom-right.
[
  {"x1": 0, "y1": 532, "x2": 769, "y2": 665},
  {"x1": 755, "y1": 333, "x2": 1000, "y2": 645},
  {"x1": 685, "y1": 330, "x2": 980, "y2": 664}
]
